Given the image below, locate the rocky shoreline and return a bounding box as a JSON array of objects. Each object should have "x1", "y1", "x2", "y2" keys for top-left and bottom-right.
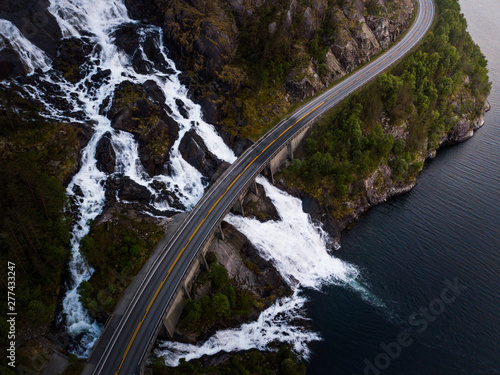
[{"x1": 275, "y1": 100, "x2": 491, "y2": 241}]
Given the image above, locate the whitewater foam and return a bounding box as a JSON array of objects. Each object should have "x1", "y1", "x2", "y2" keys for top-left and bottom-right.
[
  {"x1": 157, "y1": 176, "x2": 383, "y2": 365},
  {"x1": 157, "y1": 294, "x2": 320, "y2": 367},
  {"x1": 2, "y1": 0, "x2": 235, "y2": 356},
  {"x1": 0, "y1": 19, "x2": 52, "y2": 74}
]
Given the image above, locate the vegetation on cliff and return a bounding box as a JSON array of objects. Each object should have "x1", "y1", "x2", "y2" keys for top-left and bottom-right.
[
  {"x1": 77, "y1": 210, "x2": 164, "y2": 319},
  {"x1": 174, "y1": 245, "x2": 290, "y2": 344},
  {"x1": 143, "y1": 0, "x2": 414, "y2": 140},
  {"x1": 282, "y1": 0, "x2": 491, "y2": 222},
  {"x1": 0, "y1": 88, "x2": 83, "y2": 371},
  {"x1": 176, "y1": 253, "x2": 260, "y2": 337}
]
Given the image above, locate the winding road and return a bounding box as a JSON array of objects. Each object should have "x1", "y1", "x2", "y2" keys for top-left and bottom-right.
[{"x1": 88, "y1": 0, "x2": 435, "y2": 373}]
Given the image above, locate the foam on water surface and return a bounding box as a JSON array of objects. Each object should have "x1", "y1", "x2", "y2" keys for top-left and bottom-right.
[{"x1": 157, "y1": 176, "x2": 383, "y2": 364}]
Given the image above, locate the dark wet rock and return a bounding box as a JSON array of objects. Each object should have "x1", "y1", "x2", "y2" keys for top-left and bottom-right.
[
  {"x1": 0, "y1": 48, "x2": 28, "y2": 79},
  {"x1": 229, "y1": 135, "x2": 253, "y2": 157},
  {"x1": 179, "y1": 129, "x2": 222, "y2": 178},
  {"x1": 54, "y1": 37, "x2": 93, "y2": 83},
  {"x1": 91, "y1": 68, "x2": 111, "y2": 83},
  {"x1": 112, "y1": 23, "x2": 168, "y2": 74},
  {"x1": 175, "y1": 98, "x2": 189, "y2": 119},
  {"x1": 132, "y1": 54, "x2": 155, "y2": 75},
  {"x1": 195, "y1": 92, "x2": 220, "y2": 125},
  {"x1": 108, "y1": 81, "x2": 180, "y2": 177},
  {"x1": 143, "y1": 80, "x2": 166, "y2": 105},
  {"x1": 242, "y1": 183, "x2": 280, "y2": 223},
  {"x1": 0, "y1": 0, "x2": 62, "y2": 58},
  {"x1": 72, "y1": 184, "x2": 84, "y2": 198},
  {"x1": 118, "y1": 177, "x2": 151, "y2": 202},
  {"x1": 209, "y1": 161, "x2": 231, "y2": 186},
  {"x1": 95, "y1": 132, "x2": 116, "y2": 174},
  {"x1": 112, "y1": 23, "x2": 141, "y2": 55},
  {"x1": 153, "y1": 190, "x2": 185, "y2": 212},
  {"x1": 141, "y1": 33, "x2": 161, "y2": 62},
  {"x1": 123, "y1": 0, "x2": 163, "y2": 25}
]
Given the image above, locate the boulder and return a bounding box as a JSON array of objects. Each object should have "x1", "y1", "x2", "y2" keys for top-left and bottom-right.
[
  {"x1": 175, "y1": 98, "x2": 189, "y2": 119},
  {"x1": 0, "y1": 48, "x2": 27, "y2": 79},
  {"x1": 178, "y1": 129, "x2": 222, "y2": 178},
  {"x1": 95, "y1": 132, "x2": 116, "y2": 174},
  {"x1": 112, "y1": 24, "x2": 141, "y2": 56},
  {"x1": 143, "y1": 80, "x2": 166, "y2": 105},
  {"x1": 118, "y1": 177, "x2": 151, "y2": 202}
]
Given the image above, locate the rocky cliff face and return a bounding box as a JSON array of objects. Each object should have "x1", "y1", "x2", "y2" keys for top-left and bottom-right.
[
  {"x1": 439, "y1": 98, "x2": 489, "y2": 146},
  {"x1": 128, "y1": 0, "x2": 414, "y2": 139}
]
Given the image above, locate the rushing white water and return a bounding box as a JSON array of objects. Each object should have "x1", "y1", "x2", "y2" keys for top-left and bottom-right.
[
  {"x1": 158, "y1": 294, "x2": 320, "y2": 367},
  {"x1": 157, "y1": 176, "x2": 383, "y2": 365},
  {"x1": 1, "y1": 0, "x2": 235, "y2": 356},
  {"x1": 0, "y1": 19, "x2": 52, "y2": 74}
]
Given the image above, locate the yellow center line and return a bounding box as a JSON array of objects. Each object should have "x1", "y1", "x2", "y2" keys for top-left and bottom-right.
[
  {"x1": 328, "y1": 91, "x2": 339, "y2": 100},
  {"x1": 356, "y1": 73, "x2": 367, "y2": 81},
  {"x1": 114, "y1": 101, "x2": 325, "y2": 374}
]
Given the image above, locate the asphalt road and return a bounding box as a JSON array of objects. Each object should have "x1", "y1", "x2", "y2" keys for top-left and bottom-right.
[{"x1": 89, "y1": 0, "x2": 435, "y2": 373}]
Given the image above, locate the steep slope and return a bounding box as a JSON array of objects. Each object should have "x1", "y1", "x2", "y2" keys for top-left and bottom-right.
[{"x1": 129, "y1": 0, "x2": 414, "y2": 138}]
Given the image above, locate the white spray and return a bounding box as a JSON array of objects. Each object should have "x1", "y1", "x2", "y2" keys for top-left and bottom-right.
[
  {"x1": 157, "y1": 176, "x2": 383, "y2": 365},
  {"x1": 0, "y1": 19, "x2": 52, "y2": 74},
  {"x1": 1, "y1": 0, "x2": 235, "y2": 356}
]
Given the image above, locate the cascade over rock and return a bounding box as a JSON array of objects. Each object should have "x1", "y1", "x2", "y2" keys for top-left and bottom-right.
[
  {"x1": 179, "y1": 129, "x2": 223, "y2": 179},
  {"x1": 0, "y1": 0, "x2": 62, "y2": 57},
  {"x1": 1, "y1": 0, "x2": 235, "y2": 356}
]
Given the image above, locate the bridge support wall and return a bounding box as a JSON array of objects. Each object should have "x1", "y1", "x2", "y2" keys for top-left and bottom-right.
[{"x1": 268, "y1": 121, "x2": 313, "y2": 176}]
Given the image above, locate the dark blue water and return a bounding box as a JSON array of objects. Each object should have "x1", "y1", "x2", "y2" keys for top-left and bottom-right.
[{"x1": 307, "y1": 1, "x2": 500, "y2": 374}]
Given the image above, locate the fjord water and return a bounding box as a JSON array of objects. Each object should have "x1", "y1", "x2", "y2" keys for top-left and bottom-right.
[{"x1": 306, "y1": 0, "x2": 500, "y2": 373}]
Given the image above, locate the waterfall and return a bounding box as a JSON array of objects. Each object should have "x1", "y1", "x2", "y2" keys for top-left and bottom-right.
[
  {"x1": 1, "y1": 0, "x2": 235, "y2": 356},
  {"x1": 157, "y1": 176, "x2": 383, "y2": 365},
  {"x1": 0, "y1": 19, "x2": 52, "y2": 74}
]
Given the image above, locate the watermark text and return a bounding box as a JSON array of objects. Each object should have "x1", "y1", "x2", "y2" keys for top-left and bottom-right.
[
  {"x1": 7, "y1": 261, "x2": 16, "y2": 368},
  {"x1": 359, "y1": 277, "x2": 467, "y2": 375}
]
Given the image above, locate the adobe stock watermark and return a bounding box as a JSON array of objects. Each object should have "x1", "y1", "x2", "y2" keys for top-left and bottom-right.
[{"x1": 358, "y1": 277, "x2": 467, "y2": 375}]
